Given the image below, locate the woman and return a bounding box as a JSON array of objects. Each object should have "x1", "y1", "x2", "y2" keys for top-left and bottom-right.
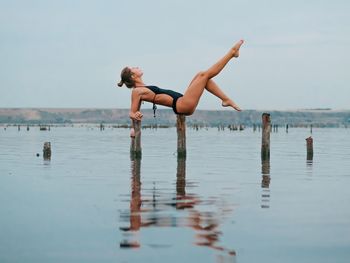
[{"x1": 117, "y1": 40, "x2": 244, "y2": 122}]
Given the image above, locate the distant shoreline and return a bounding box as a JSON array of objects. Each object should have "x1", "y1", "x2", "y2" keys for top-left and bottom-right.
[{"x1": 0, "y1": 108, "x2": 349, "y2": 127}]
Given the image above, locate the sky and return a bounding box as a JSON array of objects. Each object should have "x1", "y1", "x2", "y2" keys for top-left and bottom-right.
[{"x1": 0, "y1": 0, "x2": 349, "y2": 110}]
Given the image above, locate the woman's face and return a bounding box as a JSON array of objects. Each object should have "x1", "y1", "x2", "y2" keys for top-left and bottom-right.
[{"x1": 129, "y1": 67, "x2": 143, "y2": 78}]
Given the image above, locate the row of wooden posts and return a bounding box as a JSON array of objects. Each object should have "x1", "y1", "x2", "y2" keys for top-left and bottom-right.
[
  {"x1": 14, "y1": 125, "x2": 50, "y2": 131},
  {"x1": 10, "y1": 123, "x2": 314, "y2": 132},
  {"x1": 40, "y1": 113, "x2": 313, "y2": 161},
  {"x1": 130, "y1": 113, "x2": 314, "y2": 160}
]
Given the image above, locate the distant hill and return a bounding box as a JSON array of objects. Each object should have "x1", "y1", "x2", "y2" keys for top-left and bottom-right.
[{"x1": 0, "y1": 108, "x2": 349, "y2": 127}]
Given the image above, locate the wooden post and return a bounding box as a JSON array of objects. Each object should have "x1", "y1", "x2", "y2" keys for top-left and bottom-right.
[
  {"x1": 261, "y1": 113, "x2": 271, "y2": 160},
  {"x1": 177, "y1": 115, "x2": 186, "y2": 158},
  {"x1": 43, "y1": 142, "x2": 51, "y2": 160},
  {"x1": 130, "y1": 120, "x2": 142, "y2": 159},
  {"x1": 306, "y1": 136, "x2": 313, "y2": 161}
]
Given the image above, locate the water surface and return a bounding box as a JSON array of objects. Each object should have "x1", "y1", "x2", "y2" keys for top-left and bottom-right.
[{"x1": 1, "y1": 126, "x2": 350, "y2": 263}]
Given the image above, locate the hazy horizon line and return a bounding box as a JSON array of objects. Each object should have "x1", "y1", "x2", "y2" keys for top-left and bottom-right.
[{"x1": 1, "y1": 107, "x2": 349, "y2": 112}]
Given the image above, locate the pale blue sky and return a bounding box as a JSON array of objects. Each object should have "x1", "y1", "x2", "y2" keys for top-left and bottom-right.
[{"x1": 1, "y1": 0, "x2": 349, "y2": 110}]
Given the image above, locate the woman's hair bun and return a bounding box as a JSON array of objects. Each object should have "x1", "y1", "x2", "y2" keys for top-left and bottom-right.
[{"x1": 117, "y1": 80, "x2": 124, "y2": 87}]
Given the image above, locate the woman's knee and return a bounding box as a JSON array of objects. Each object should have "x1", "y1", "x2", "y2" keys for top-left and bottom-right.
[
  {"x1": 177, "y1": 99, "x2": 196, "y2": 115},
  {"x1": 195, "y1": 71, "x2": 209, "y2": 80}
]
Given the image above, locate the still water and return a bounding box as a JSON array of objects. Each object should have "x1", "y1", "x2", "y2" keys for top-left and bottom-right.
[{"x1": 1, "y1": 125, "x2": 350, "y2": 263}]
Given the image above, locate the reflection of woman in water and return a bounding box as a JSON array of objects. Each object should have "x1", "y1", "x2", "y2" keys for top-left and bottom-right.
[{"x1": 117, "y1": 40, "x2": 244, "y2": 122}]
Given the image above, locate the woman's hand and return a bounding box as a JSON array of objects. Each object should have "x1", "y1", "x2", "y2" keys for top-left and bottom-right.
[{"x1": 129, "y1": 111, "x2": 143, "y2": 121}]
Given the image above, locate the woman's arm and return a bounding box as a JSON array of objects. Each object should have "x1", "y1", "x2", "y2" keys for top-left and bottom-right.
[{"x1": 129, "y1": 88, "x2": 143, "y2": 121}]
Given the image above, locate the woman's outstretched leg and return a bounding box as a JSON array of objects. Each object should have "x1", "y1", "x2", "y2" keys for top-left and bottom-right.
[
  {"x1": 206, "y1": 79, "x2": 241, "y2": 111},
  {"x1": 205, "y1": 40, "x2": 244, "y2": 79},
  {"x1": 177, "y1": 40, "x2": 244, "y2": 115}
]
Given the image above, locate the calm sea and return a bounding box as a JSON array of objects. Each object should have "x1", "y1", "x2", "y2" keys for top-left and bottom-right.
[{"x1": 1, "y1": 125, "x2": 350, "y2": 263}]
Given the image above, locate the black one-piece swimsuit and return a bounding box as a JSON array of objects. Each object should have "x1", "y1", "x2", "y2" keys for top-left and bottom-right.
[{"x1": 144, "y1": 85, "x2": 183, "y2": 115}]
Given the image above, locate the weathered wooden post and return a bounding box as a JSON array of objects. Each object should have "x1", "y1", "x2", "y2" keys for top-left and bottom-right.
[
  {"x1": 177, "y1": 115, "x2": 186, "y2": 158},
  {"x1": 306, "y1": 136, "x2": 313, "y2": 161},
  {"x1": 261, "y1": 113, "x2": 271, "y2": 160},
  {"x1": 130, "y1": 120, "x2": 142, "y2": 159},
  {"x1": 43, "y1": 142, "x2": 51, "y2": 160}
]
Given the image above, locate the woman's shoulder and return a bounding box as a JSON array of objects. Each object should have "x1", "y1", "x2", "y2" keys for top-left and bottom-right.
[{"x1": 132, "y1": 86, "x2": 152, "y2": 95}]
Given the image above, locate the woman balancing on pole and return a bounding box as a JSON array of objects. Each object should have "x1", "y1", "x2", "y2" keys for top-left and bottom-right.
[{"x1": 117, "y1": 40, "x2": 244, "y2": 124}]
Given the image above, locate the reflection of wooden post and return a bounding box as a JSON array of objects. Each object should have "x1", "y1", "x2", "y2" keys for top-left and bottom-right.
[
  {"x1": 43, "y1": 142, "x2": 51, "y2": 160},
  {"x1": 261, "y1": 113, "x2": 271, "y2": 208},
  {"x1": 261, "y1": 159, "x2": 271, "y2": 188},
  {"x1": 130, "y1": 158, "x2": 141, "y2": 231},
  {"x1": 176, "y1": 157, "x2": 186, "y2": 197},
  {"x1": 120, "y1": 157, "x2": 142, "y2": 248},
  {"x1": 306, "y1": 136, "x2": 313, "y2": 161},
  {"x1": 131, "y1": 120, "x2": 142, "y2": 159},
  {"x1": 177, "y1": 115, "x2": 186, "y2": 158},
  {"x1": 261, "y1": 113, "x2": 271, "y2": 160},
  {"x1": 261, "y1": 157, "x2": 271, "y2": 209}
]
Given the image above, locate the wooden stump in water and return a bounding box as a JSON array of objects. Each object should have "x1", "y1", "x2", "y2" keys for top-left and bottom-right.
[
  {"x1": 306, "y1": 136, "x2": 313, "y2": 161},
  {"x1": 43, "y1": 142, "x2": 51, "y2": 160},
  {"x1": 261, "y1": 113, "x2": 271, "y2": 160},
  {"x1": 130, "y1": 120, "x2": 142, "y2": 159},
  {"x1": 176, "y1": 115, "x2": 186, "y2": 158}
]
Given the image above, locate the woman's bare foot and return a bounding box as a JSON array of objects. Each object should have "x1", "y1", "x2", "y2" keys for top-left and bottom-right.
[
  {"x1": 231, "y1": 40, "x2": 244, "y2": 58},
  {"x1": 222, "y1": 99, "x2": 242, "y2": 111}
]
